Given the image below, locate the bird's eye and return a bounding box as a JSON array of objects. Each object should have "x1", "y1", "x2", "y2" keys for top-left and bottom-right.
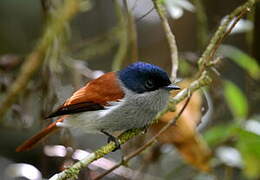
[{"x1": 144, "y1": 79, "x2": 154, "y2": 90}]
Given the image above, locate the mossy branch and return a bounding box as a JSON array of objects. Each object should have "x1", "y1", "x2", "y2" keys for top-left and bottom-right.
[
  {"x1": 46, "y1": 0, "x2": 257, "y2": 179},
  {"x1": 0, "y1": 0, "x2": 81, "y2": 121},
  {"x1": 93, "y1": 95, "x2": 192, "y2": 180},
  {"x1": 48, "y1": 71, "x2": 211, "y2": 180},
  {"x1": 49, "y1": 128, "x2": 142, "y2": 180},
  {"x1": 197, "y1": 0, "x2": 255, "y2": 73}
]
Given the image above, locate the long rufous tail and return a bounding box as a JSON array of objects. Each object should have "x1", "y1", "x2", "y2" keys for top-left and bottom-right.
[{"x1": 16, "y1": 117, "x2": 65, "y2": 152}]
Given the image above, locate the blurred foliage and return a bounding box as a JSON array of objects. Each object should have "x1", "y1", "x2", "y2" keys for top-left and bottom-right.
[
  {"x1": 0, "y1": 0, "x2": 260, "y2": 180},
  {"x1": 151, "y1": 80, "x2": 212, "y2": 172},
  {"x1": 205, "y1": 44, "x2": 260, "y2": 178},
  {"x1": 220, "y1": 45, "x2": 260, "y2": 79},
  {"x1": 224, "y1": 80, "x2": 249, "y2": 119},
  {"x1": 204, "y1": 123, "x2": 237, "y2": 147},
  {"x1": 204, "y1": 121, "x2": 260, "y2": 179},
  {"x1": 236, "y1": 127, "x2": 260, "y2": 178}
]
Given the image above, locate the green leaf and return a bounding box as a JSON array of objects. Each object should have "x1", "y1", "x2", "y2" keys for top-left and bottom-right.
[
  {"x1": 223, "y1": 80, "x2": 248, "y2": 119},
  {"x1": 204, "y1": 123, "x2": 236, "y2": 147},
  {"x1": 236, "y1": 128, "x2": 260, "y2": 178},
  {"x1": 220, "y1": 45, "x2": 260, "y2": 79}
]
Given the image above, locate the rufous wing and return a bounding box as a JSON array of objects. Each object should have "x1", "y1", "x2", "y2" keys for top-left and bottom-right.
[
  {"x1": 47, "y1": 72, "x2": 124, "y2": 118},
  {"x1": 16, "y1": 72, "x2": 124, "y2": 152}
]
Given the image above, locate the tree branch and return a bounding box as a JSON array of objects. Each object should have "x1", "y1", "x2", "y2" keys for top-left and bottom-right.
[
  {"x1": 153, "y1": 0, "x2": 179, "y2": 80},
  {"x1": 112, "y1": 0, "x2": 128, "y2": 71},
  {"x1": 192, "y1": 0, "x2": 209, "y2": 49},
  {"x1": 0, "y1": 0, "x2": 81, "y2": 121},
  {"x1": 48, "y1": 71, "x2": 211, "y2": 180},
  {"x1": 49, "y1": 0, "x2": 256, "y2": 179},
  {"x1": 93, "y1": 96, "x2": 192, "y2": 180},
  {"x1": 49, "y1": 128, "x2": 143, "y2": 180},
  {"x1": 197, "y1": 0, "x2": 255, "y2": 73}
]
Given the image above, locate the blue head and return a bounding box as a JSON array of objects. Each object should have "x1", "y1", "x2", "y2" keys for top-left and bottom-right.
[{"x1": 118, "y1": 62, "x2": 180, "y2": 93}]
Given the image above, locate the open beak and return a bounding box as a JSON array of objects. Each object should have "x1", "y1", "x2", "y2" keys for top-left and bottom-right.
[{"x1": 163, "y1": 84, "x2": 180, "y2": 91}]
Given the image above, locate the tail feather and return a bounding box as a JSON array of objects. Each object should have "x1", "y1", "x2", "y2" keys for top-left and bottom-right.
[{"x1": 16, "y1": 117, "x2": 65, "y2": 152}]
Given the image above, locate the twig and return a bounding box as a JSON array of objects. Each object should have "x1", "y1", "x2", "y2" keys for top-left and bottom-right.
[
  {"x1": 192, "y1": 0, "x2": 209, "y2": 49},
  {"x1": 112, "y1": 0, "x2": 138, "y2": 70},
  {"x1": 136, "y1": 7, "x2": 154, "y2": 22},
  {"x1": 205, "y1": 7, "x2": 250, "y2": 67},
  {"x1": 112, "y1": 0, "x2": 128, "y2": 71},
  {"x1": 48, "y1": 71, "x2": 211, "y2": 180},
  {"x1": 72, "y1": 26, "x2": 120, "y2": 60},
  {"x1": 48, "y1": 1, "x2": 256, "y2": 179},
  {"x1": 171, "y1": 71, "x2": 211, "y2": 105},
  {"x1": 49, "y1": 128, "x2": 143, "y2": 180},
  {"x1": 153, "y1": 0, "x2": 178, "y2": 80},
  {"x1": 197, "y1": 0, "x2": 254, "y2": 73},
  {"x1": 158, "y1": 71, "x2": 211, "y2": 115},
  {"x1": 0, "y1": 0, "x2": 81, "y2": 121},
  {"x1": 94, "y1": 96, "x2": 191, "y2": 180},
  {"x1": 125, "y1": 0, "x2": 138, "y2": 64},
  {"x1": 131, "y1": 0, "x2": 139, "y2": 11}
]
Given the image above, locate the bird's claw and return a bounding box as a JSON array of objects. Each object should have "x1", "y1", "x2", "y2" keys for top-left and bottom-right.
[
  {"x1": 107, "y1": 135, "x2": 121, "y2": 152},
  {"x1": 101, "y1": 130, "x2": 121, "y2": 152}
]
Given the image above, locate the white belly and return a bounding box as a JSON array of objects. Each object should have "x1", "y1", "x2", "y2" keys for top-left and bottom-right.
[{"x1": 58, "y1": 89, "x2": 170, "y2": 133}]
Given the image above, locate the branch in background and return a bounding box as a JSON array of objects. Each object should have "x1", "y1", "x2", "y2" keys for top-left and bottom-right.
[
  {"x1": 197, "y1": 0, "x2": 255, "y2": 73},
  {"x1": 136, "y1": 7, "x2": 155, "y2": 22},
  {"x1": 48, "y1": 71, "x2": 211, "y2": 180},
  {"x1": 48, "y1": 0, "x2": 256, "y2": 179},
  {"x1": 158, "y1": 71, "x2": 211, "y2": 114},
  {"x1": 124, "y1": 0, "x2": 139, "y2": 65},
  {"x1": 72, "y1": 26, "x2": 120, "y2": 60},
  {"x1": 112, "y1": 0, "x2": 128, "y2": 71},
  {"x1": 0, "y1": 0, "x2": 81, "y2": 121},
  {"x1": 192, "y1": 0, "x2": 209, "y2": 50},
  {"x1": 153, "y1": 0, "x2": 179, "y2": 80},
  {"x1": 49, "y1": 128, "x2": 143, "y2": 180},
  {"x1": 93, "y1": 96, "x2": 192, "y2": 180}
]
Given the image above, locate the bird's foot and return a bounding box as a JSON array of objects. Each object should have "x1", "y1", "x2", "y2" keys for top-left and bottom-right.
[
  {"x1": 141, "y1": 125, "x2": 149, "y2": 134},
  {"x1": 101, "y1": 130, "x2": 121, "y2": 152}
]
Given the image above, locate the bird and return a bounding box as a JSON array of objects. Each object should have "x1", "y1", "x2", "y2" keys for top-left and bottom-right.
[{"x1": 16, "y1": 62, "x2": 180, "y2": 152}]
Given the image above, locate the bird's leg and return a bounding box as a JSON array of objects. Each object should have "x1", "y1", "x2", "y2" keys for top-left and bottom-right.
[
  {"x1": 101, "y1": 130, "x2": 121, "y2": 152},
  {"x1": 141, "y1": 125, "x2": 149, "y2": 134}
]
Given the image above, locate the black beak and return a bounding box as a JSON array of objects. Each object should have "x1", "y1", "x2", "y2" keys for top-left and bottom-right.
[{"x1": 163, "y1": 84, "x2": 181, "y2": 91}]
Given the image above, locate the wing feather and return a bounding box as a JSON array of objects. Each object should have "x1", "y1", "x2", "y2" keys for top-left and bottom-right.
[{"x1": 47, "y1": 72, "x2": 124, "y2": 118}]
